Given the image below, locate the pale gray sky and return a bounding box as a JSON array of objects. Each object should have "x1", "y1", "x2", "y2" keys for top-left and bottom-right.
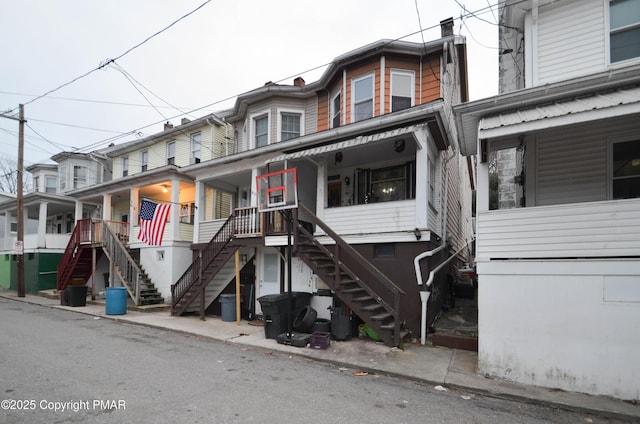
[{"x1": 0, "y1": 0, "x2": 500, "y2": 165}]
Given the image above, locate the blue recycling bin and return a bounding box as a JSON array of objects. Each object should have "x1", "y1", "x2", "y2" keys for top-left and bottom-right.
[{"x1": 105, "y1": 287, "x2": 128, "y2": 315}]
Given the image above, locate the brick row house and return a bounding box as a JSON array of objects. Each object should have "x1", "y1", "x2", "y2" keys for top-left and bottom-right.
[
  {"x1": 3, "y1": 19, "x2": 474, "y2": 348},
  {"x1": 454, "y1": 0, "x2": 640, "y2": 401}
]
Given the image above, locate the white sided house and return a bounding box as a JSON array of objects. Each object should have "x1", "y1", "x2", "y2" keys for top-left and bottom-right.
[
  {"x1": 454, "y1": 0, "x2": 640, "y2": 401},
  {"x1": 176, "y1": 23, "x2": 474, "y2": 347}
]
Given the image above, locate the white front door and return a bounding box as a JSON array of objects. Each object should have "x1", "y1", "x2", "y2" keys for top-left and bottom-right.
[{"x1": 255, "y1": 248, "x2": 280, "y2": 315}]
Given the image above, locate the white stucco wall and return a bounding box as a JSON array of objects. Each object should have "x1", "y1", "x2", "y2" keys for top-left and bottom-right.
[
  {"x1": 139, "y1": 243, "x2": 192, "y2": 302},
  {"x1": 478, "y1": 260, "x2": 640, "y2": 401}
]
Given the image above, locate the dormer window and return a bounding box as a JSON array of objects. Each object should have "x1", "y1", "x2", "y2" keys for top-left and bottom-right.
[
  {"x1": 352, "y1": 73, "x2": 374, "y2": 122},
  {"x1": 254, "y1": 114, "x2": 269, "y2": 147},
  {"x1": 391, "y1": 70, "x2": 415, "y2": 112},
  {"x1": 45, "y1": 176, "x2": 57, "y2": 193},
  {"x1": 610, "y1": 0, "x2": 640, "y2": 63},
  {"x1": 74, "y1": 165, "x2": 87, "y2": 189},
  {"x1": 280, "y1": 112, "x2": 301, "y2": 141}
]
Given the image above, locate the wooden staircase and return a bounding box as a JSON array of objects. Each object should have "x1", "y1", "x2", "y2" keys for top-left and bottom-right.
[
  {"x1": 293, "y1": 204, "x2": 407, "y2": 347},
  {"x1": 171, "y1": 214, "x2": 238, "y2": 316},
  {"x1": 57, "y1": 219, "x2": 163, "y2": 306}
]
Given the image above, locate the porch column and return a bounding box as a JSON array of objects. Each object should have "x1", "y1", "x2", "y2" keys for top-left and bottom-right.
[
  {"x1": 476, "y1": 138, "x2": 489, "y2": 212},
  {"x1": 102, "y1": 193, "x2": 112, "y2": 221},
  {"x1": 250, "y1": 168, "x2": 259, "y2": 206},
  {"x1": 316, "y1": 160, "x2": 326, "y2": 221},
  {"x1": 37, "y1": 201, "x2": 48, "y2": 248},
  {"x1": 74, "y1": 200, "x2": 83, "y2": 223},
  {"x1": 194, "y1": 180, "x2": 204, "y2": 244},
  {"x1": 170, "y1": 179, "x2": 180, "y2": 241},
  {"x1": 415, "y1": 128, "x2": 429, "y2": 229},
  {"x1": 4, "y1": 211, "x2": 12, "y2": 250},
  {"x1": 130, "y1": 187, "x2": 139, "y2": 242}
]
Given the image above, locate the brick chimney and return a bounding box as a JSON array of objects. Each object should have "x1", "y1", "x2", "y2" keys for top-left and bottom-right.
[
  {"x1": 164, "y1": 121, "x2": 173, "y2": 131},
  {"x1": 293, "y1": 77, "x2": 305, "y2": 87},
  {"x1": 440, "y1": 17, "x2": 454, "y2": 37}
]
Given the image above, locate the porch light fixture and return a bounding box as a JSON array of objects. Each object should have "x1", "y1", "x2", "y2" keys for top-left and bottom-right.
[
  {"x1": 414, "y1": 228, "x2": 422, "y2": 240},
  {"x1": 161, "y1": 184, "x2": 168, "y2": 193},
  {"x1": 394, "y1": 139, "x2": 405, "y2": 153}
]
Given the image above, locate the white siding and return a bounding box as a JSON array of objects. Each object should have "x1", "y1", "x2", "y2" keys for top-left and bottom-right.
[
  {"x1": 319, "y1": 200, "x2": 416, "y2": 237},
  {"x1": 477, "y1": 198, "x2": 640, "y2": 260},
  {"x1": 536, "y1": 0, "x2": 606, "y2": 85}
]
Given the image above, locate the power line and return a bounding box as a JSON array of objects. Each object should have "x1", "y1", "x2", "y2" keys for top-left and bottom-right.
[{"x1": 8, "y1": 0, "x2": 213, "y2": 112}]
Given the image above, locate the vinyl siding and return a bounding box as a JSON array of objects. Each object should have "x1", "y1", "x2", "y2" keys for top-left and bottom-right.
[
  {"x1": 318, "y1": 200, "x2": 416, "y2": 236},
  {"x1": 345, "y1": 61, "x2": 380, "y2": 124},
  {"x1": 536, "y1": 0, "x2": 606, "y2": 84}
]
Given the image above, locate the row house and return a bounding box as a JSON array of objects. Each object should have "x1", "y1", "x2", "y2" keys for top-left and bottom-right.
[
  {"x1": 454, "y1": 0, "x2": 640, "y2": 401},
  {"x1": 176, "y1": 20, "x2": 474, "y2": 346}
]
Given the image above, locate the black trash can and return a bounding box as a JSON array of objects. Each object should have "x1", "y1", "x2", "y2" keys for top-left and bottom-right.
[
  {"x1": 330, "y1": 306, "x2": 352, "y2": 340},
  {"x1": 258, "y1": 292, "x2": 313, "y2": 339},
  {"x1": 66, "y1": 285, "x2": 88, "y2": 307}
]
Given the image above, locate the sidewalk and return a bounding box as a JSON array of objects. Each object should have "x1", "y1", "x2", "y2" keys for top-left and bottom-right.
[{"x1": 2, "y1": 291, "x2": 638, "y2": 421}]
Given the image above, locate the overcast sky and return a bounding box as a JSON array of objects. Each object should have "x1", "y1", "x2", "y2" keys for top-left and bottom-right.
[{"x1": 0, "y1": 0, "x2": 500, "y2": 166}]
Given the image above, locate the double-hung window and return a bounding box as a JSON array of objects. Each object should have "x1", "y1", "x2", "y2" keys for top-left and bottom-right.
[
  {"x1": 612, "y1": 139, "x2": 640, "y2": 199},
  {"x1": 280, "y1": 112, "x2": 301, "y2": 141},
  {"x1": 391, "y1": 70, "x2": 414, "y2": 112},
  {"x1": 122, "y1": 157, "x2": 129, "y2": 177},
  {"x1": 59, "y1": 165, "x2": 67, "y2": 192},
  {"x1": 255, "y1": 115, "x2": 268, "y2": 147},
  {"x1": 610, "y1": 0, "x2": 640, "y2": 63},
  {"x1": 141, "y1": 151, "x2": 148, "y2": 172},
  {"x1": 167, "y1": 141, "x2": 176, "y2": 165},
  {"x1": 45, "y1": 176, "x2": 57, "y2": 193},
  {"x1": 331, "y1": 92, "x2": 341, "y2": 128},
  {"x1": 74, "y1": 165, "x2": 87, "y2": 189},
  {"x1": 352, "y1": 73, "x2": 374, "y2": 122},
  {"x1": 191, "y1": 132, "x2": 201, "y2": 163}
]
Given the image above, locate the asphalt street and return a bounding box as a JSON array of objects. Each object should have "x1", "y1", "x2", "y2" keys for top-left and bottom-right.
[{"x1": 0, "y1": 298, "x2": 632, "y2": 424}]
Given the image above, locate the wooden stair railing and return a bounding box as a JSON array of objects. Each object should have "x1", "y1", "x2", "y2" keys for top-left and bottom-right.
[
  {"x1": 294, "y1": 203, "x2": 407, "y2": 347},
  {"x1": 57, "y1": 218, "x2": 93, "y2": 291},
  {"x1": 100, "y1": 220, "x2": 163, "y2": 306},
  {"x1": 171, "y1": 213, "x2": 237, "y2": 315}
]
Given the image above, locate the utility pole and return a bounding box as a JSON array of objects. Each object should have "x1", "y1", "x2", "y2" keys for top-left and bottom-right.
[
  {"x1": 0, "y1": 105, "x2": 26, "y2": 297},
  {"x1": 17, "y1": 104, "x2": 25, "y2": 297}
]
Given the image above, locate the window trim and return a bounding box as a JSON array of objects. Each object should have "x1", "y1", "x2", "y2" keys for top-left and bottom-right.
[
  {"x1": 250, "y1": 110, "x2": 271, "y2": 149},
  {"x1": 191, "y1": 132, "x2": 202, "y2": 163},
  {"x1": 140, "y1": 150, "x2": 148, "y2": 172},
  {"x1": 607, "y1": 0, "x2": 640, "y2": 64},
  {"x1": 122, "y1": 156, "x2": 129, "y2": 177},
  {"x1": 277, "y1": 108, "x2": 304, "y2": 142},
  {"x1": 351, "y1": 72, "x2": 375, "y2": 123},
  {"x1": 45, "y1": 176, "x2": 57, "y2": 193},
  {"x1": 390, "y1": 69, "x2": 415, "y2": 112},
  {"x1": 167, "y1": 140, "x2": 176, "y2": 165},
  {"x1": 331, "y1": 90, "x2": 341, "y2": 128},
  {"x1": 73, "y1": 165, "x2": 88, "y2": 189}
]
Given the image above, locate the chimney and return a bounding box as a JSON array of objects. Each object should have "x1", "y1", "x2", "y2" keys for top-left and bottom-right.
[
  {"x1": 293, "y1": 77, "x2": 305, "y2": 87},
  {"x1": 440, "y1": 17, "x2": 454, "y2": 37},
  {"x1": 181, "y1": 117, "x2": 191, "y2": 125},
  {"x1": 164, "y1": 121, "x2": 173, "y2": 131}
]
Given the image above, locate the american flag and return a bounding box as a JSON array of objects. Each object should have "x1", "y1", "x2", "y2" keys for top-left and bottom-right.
[{"x1": 138, "y1": 199, "x2": 171, "y2": 246}]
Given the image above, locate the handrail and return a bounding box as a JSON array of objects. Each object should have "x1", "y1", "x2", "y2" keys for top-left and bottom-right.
[
  {"x1": 56, "y1": 218, "x2": 92, "y2": 290},
  {"x1": 171, "y1": 212, "x2": 235, "y2": 309},
  {"x1": 298, "y1": 203, "x2": 405, "y2": 296},
  {"x1": 99, "y1": 220, "x2": 145, "y2": 305}
]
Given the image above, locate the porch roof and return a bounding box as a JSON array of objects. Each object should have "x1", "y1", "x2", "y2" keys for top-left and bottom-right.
[
  {"x1": 267, "y1": 124, "x2": 426, "y2": 163},
  {"x1": 478, "y1": 86, "x2": 640, "y2": 140}
]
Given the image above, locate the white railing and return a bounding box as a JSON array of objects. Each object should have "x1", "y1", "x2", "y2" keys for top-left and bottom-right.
[
  {"x1": 319, "y1": 200, "x2": 416, "y2": 236},
  {"x1": 476, "y1": 198, "x2": 640, "y2": 260}
]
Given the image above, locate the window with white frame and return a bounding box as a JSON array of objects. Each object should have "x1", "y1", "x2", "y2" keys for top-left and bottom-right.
[
  {"x1": 428, "y1": 157, "x2": 436, "y2": 205},
  {"x1": 280, "y1": 112, "x2": 301, "y2": 141},
  {"x1": 391, "y1": 70, "x2": 414, "y2": 112},
  {"x1": 45, "y1": 176, "x2": 57, "y2": 193},
  {"x1": 352, "y1": 73, "x2": 374, "y2": 122},
  {"x1": 122, "y1": 156, "x2": 128, "y2": 177},
  {"x1": 33, "y1": 176, "x2": 39, "y2": 193},
  {"x1": 254, "y1": 115, "x2": 268, "y2": 147},
  {"x1": 612, "y1": 139, "x2": 640, "y2": 199},
  {"x1": 167, "y1": 141, "x2": 176, "y2": 165},
  {"x1": 355, "y1": 162, "x2": 415, "y2": 205},
  {"x1": 73, "y1": 165, "x2": 87, "y2": 189},
  {"x1": 59, "y1": 165, "x2": 67, "y2": 191},
  {"x1": 191, "y1": 132, "x2": 201, "y2": 163},
  {"x1": 141, "y1": 150, "x2": 148, "y2": 172},
  {"x1": 610, "y1": 0, "x2": 640, "y2": 63},
  {"x1": 331, "y1": 92, "x2": 341, "y2": 128}
]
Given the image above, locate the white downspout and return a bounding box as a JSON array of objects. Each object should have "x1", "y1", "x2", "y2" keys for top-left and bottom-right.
[{"x1": 417, "y1": 148, "x2": 456, "y2": 345}]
